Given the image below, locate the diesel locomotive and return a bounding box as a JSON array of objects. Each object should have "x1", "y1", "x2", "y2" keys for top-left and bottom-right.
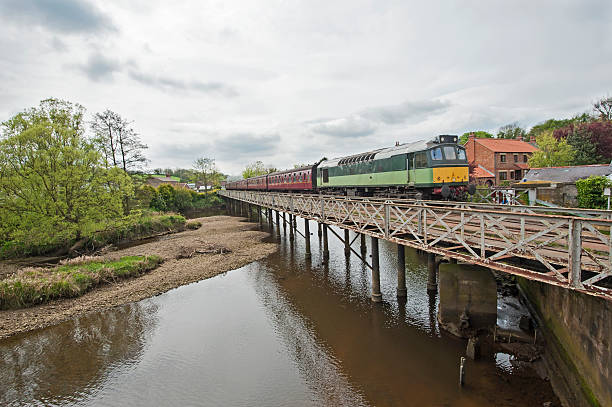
[{"x1": 225, "y1": 135, "x2": 475, "y2": 199}]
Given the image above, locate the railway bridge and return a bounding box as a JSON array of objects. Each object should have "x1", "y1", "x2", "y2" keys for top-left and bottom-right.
[{"x1": 219, "y1": 190, "x2": 612, "y2": 303}]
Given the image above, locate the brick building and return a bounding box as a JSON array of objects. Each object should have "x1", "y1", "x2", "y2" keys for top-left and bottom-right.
[{"x1": 464, "y1": 135, "x2": 539, "y2": 186}]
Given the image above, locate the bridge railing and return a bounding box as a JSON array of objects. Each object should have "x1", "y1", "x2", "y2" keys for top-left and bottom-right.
[{"x1": 220, "y1": 190, "x2": 612, "y2": 301}]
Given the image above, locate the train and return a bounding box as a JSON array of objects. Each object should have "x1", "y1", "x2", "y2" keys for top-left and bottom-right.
[{"x1": 225, "y1": 135, "x2": 476, "y2": 199}]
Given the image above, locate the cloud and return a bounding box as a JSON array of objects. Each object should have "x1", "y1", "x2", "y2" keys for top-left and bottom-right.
[
  {"x1": 308, "y1": 99, "x2": 450, "y2": 138},
  {"x1": 128, "y1": 70, "x2": 238, "y2": 97},
  {"x1": 360, "y1": 99, "x2": 450, "y2": 124},
  {"x1": 77, "y1": 53, "x2": 121, "y2": 81},
  {"x1": 0, "y1": 0, "x2": 115, "y2": 34},
  {"x1": 309, "y1": 115, "x2": 377, "y2": 138}
]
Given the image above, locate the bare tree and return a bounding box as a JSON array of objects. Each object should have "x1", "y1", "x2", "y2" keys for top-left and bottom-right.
[
  {"x1": 193, "y1": 157, "x2": 218, "y2": 192},
  {"x1": 593, "y1": 96, "x2": 612, "y2": 121},
  {"x1": 91, "y1": 110, "x2": 148, "y2": 172}
]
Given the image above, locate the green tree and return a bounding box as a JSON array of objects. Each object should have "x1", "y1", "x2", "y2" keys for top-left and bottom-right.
[
  {"x1": 242, "y1": 160, "x2": 267, "y2": 178},
  {"x1": 193, "y1": 157, "x2": 224, "y2": 191},
  {"x1": 527, "y1": 114, "x2": 592, "y2": 139},
  {"x1": 497, "y1": 123, "x2": 526, "y2": 140},
  {"x1": 459, "y1": 131, "x2": 494, "y2": 145},
  {"x1": 527, "y1": 131, "x2": 574, "y2": 167},
  {"x1": 0, "y1": 99, "x2": 133, "y2": 249},
  {"x1": 566, "y1": 126, "x2": 601, "y2": 165}
]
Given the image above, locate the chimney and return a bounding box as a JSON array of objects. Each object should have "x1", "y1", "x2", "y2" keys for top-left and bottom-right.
[
  {"x1": 530, "y1": 134, "x2": 536, "y2": 143},
  {"x1": 468, "y1": 133, "x2": 475, "y2": 142}
]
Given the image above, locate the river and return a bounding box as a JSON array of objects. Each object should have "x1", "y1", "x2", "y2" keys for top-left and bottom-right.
[{"x1": 0, "y1": 216, "x2": 558, "y2": 406}]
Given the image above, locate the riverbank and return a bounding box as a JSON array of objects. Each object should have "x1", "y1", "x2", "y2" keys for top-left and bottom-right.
[{"x1": 0, "y1": 216, "x2": 276, "y2": 340}]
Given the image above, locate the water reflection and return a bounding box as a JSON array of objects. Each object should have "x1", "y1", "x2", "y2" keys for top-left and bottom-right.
[{"x1": 0, "y1": 215, "x2": 558, "y2": 407}]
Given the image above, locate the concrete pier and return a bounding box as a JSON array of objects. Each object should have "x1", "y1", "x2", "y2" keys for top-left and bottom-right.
[
  {"x1": 322, "y1": 223, "x2": 329, "y2": 258},
  {"x1": 427, "y1": 252, "x2": 437, "y2": 293},
  {"x1": 344, "y1": 229, "x2": 350, "y2": 256},
  {"x1": 318, "y1": 222, "x2": 322, "y2": 237},
  {"x1": 397, "y1": 244, "x2": 407, "y2": 298},
  {"x1": 360, "y1": 233, "x2": 366, "y2": 254},
  {"x1": 304, "y1": 218, "x2": 311, "y2": 256},
  {"x1": 371, "y1": 236, "x2": 382, "y2": 302}
]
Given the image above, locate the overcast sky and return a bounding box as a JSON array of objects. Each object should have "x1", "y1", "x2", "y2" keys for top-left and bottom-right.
[{"x1": 1, "y1": 0, "x2": 610, "y2": 175}]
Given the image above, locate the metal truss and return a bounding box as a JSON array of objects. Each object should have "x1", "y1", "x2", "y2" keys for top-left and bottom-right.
[{"x1": 221, "y1": 190, "x2": 612, "y2": 301}]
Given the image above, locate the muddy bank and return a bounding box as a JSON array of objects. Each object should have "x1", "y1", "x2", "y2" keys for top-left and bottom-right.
[{"x1": 0, "y1": 216, "x2": 276, "y2": 340}]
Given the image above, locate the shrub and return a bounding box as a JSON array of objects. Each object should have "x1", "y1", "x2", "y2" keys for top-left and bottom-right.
[
  {"x1": 186, "y1": 221, "x2": 202, "y2": 230},
  {"x1": 576, "y1": 176, "x2": 610, "y2": 209},
  {"x1": 0, "y1": 255, "x2": 163, "y2": 309}
]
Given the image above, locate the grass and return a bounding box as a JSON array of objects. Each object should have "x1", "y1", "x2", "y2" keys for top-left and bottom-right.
[
  {"x1": 0, "y1": 255, "x2": 163, "y2": 310},
  {"x1": 186, "y1": 220, "x2": 202, "y2": 230}
]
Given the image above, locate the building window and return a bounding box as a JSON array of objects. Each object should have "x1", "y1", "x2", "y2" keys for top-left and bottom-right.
[
  {"x1": 513, "y1": 154, "x2": 518, "y2": 162},
  {"x1": 510, "y1": 171, "x2": 514, "y2": 179},
  {"x1": 500, "y1": 154, "x2": 507, "y2": 163},
  {"x1": 499, "y1": 171, "x2": 507, "y2": 181},
  {"x1": 523, "y1": 154, "x2": 528, "y2": 163}
]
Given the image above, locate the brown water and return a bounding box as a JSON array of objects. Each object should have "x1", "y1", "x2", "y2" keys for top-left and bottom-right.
[{"x1": 0, "y1": 219, "x2": 558, "y2": 406}]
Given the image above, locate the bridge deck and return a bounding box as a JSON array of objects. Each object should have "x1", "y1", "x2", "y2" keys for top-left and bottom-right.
[{"x1": 220, "y1": 190, "x2": 612, "y2": 301}]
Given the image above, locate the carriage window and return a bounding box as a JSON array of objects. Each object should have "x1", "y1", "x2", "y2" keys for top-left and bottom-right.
[
  {"x1": 431, "y1": 148, "x2": 443, "y2": 160},
  {"x1": 443, "y1": 146, "x2": 456, "y2": 160},
  {"x1": 415, "y1": 152, "x2": 428, "y2": 168},
  {"x1": 457, "y1": 148, "x2": 466, "y2": 160}
]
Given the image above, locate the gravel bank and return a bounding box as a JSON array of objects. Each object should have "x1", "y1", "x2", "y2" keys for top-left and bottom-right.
[{"x1": 0, "y1": 216, "x2": 276, "y2": 340}]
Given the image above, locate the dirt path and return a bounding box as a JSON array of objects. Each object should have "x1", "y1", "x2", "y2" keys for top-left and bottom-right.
[{"x1": 0, "y1": 216, "x2": 277, "y2": 340}]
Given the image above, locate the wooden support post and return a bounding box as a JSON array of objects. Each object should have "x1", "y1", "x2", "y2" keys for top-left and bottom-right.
[
  {"x1": 282, "y1": 212, "x2": 287, "y2": 232},
  {"x1": 344, "y1": 229, "x2": 350, "y2": 256},
  {"x1": 360, "y1": 233, "x2": 367, "y2": 254},
  {"x1": 322, "y1": 224, "x2": 329, "y2": 258},
  {"x1": 397, "y1": 244, "x2": 407, "y2": 298},
  {"x1": 275, "y1": 210, "x2": 280, "y2": 236},
  {"x1": 427, "y1": 252, "x2": 437, "y2": 293},
  {"x1": 371, "y1": 236, "x2": 382, "y2": 303},
  {"x1": 289, "y1": 214, "x2": 294, "y2": 240},
  {"x1": 304, "y1": 218, "x2": 311, "y2": 257},
  {"x1": 318, "y1": 222, "x2": 322, "y2": 237},
  {"x1": 257, "y1": 206, "x2": 262, "y2": 226}
]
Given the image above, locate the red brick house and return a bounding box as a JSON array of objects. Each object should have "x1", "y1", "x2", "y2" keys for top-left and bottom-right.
[{"x1": 465, "y1": 135, "x2": 539, "y2": 186}]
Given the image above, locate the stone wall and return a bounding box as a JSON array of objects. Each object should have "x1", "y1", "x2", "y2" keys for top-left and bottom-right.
[{"x1": 519, "y1": 278, "x2": 611, "y2": 407}]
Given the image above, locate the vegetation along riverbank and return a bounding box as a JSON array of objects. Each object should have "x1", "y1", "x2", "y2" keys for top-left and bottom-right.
[{"x1": 0, "y1": 216, "x2": 277, "y2": 340}]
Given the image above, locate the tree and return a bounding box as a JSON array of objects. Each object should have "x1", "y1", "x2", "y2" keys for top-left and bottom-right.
[
  {"x1": 193, "y1": 157, "x2": 222, "y2": 192},
  {"x1": 528, "y1": 131, "x2": 574, "y2": 168},
  {"x1": 497, "y1": 123, "x2": 526, "y2": 140},
  {"x1": 0, "y1": 99, "x2": 133, "y2": 249},
  {"x1": 91, "y1": 110, "x2": 148, "y2": 172},
  {"x1": 459, "y1": 131, "x2": 494, "y2": 145},
  {"x1": 554, "y1": 121, "x2": 612, "y2": 164},
  {"x1": 242, "y1": 161, "x2": 267, "y2": 179},
  {"x1": 565, "y1": 126, "x2": 601, "y2": 165},
  {"x1": 593, "y1": 96, "x2": 612, "y2": 121},
  {"x1": 527, "y1": 114, "x2": 592, "y2": 139}
]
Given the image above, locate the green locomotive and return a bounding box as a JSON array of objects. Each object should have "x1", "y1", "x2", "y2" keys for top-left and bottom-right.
[{"x1": 316, "y1": 135, "x2": 472, "y2": 199}]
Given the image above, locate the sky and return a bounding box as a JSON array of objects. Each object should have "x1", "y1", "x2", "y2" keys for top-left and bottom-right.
[{"x1": 0, "y1": 0, "x2": 611, "y2": 175}]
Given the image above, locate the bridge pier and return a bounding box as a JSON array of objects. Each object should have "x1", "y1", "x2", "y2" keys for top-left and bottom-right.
[
  {"x1": 344, "y1": 229, "x2": 350, "y2": 256},
  {"x1": 371, "y1": 236, "x2": 382, "y2": 303},
  {"x1": 397, "y1": 244, "x2": 407, "y2": 298},
  {"x1": 322, "y1": 224, "x2": 329, "y2": 259},
  {"x1": 317, "y1": 222, "x2": 322, "y2": 237},
  {"x1": 282, "y1": 212, "x2": 287, "y2": 233},
  {"x1": 427, "y1": 252, "x2": 438, "y2": 293},
  {"x1": 268, "y1": 208, "x2": 273, "y2": 229},
  {"x1": 289, "y1": 214, "x2": 294, "y2": 240},
  {"x1": 257, "y1": 206, "x2": 262, "y2": 226},
  {"x1": 360, "y1": 233, "x2": 366, "y2": 255},
  {"x1": 304, "y1": 218, "x2": 311, "y2": 257}
]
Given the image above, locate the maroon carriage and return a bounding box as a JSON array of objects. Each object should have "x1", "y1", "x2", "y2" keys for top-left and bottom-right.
[{"x1": 268, "y1": 166, "x2": 315, "y2": 192}]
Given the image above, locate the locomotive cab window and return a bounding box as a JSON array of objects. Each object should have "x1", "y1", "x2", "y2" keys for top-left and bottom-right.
[
  {"x1": 443, "y1": 146, "x2": 456, "y2": 160},
  {"x1": 457, "y1": 148, "x2": 466, "y2": 160},
  {"x1": 322, "y1": 169, "x2": 329, "y2": 183},
  {"x1": 431, "y1": 148, "x2": 443, "y2": 160}
]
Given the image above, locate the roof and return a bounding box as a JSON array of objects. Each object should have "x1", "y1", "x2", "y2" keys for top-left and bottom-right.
[
  {"x1": 522, "y1": 164, "x2": 612, "y2": 183},
  {"x1": 472, "y1": 165, "x2": 495, "y2": 178},
  {"x1": 474, "y1": 138, "x2": 539, "y2": 153}
]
